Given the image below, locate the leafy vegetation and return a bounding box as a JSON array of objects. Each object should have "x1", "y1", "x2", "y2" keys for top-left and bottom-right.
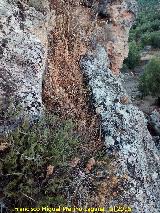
[
  {"x1": 123, "y1": 41, "x2": 141, "y2": 69},
  {"x1": 0, "y1": 112, "x2": 79, "y2": 210},
  {"x1": 139, "y1": 57, "x2": 160, "y2": 97},
  {"x1": 141, "y1": 31, "x2": 160, "y2": 48},
  {"x1": 123, "y1": 0, "x2": 160, "y2": 70}
]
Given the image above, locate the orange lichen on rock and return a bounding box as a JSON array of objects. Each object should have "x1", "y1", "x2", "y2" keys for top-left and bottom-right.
[
  {"x1": 43, "y1": 0, "x2": 137, "y2": 168},
  {"x1": 43, "y1": 1, "x2": 101, "y2": 149}
]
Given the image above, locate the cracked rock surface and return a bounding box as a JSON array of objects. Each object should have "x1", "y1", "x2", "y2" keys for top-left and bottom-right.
[
  {"x1": 80, "y1": 45, "x2": 160, "y2": 212},
  {"x1": 0, "y1": 0, "x2": 54, "y2": 133},
  {"x1": 0, "y1": 0, "x2": 159, "y2": 212}
]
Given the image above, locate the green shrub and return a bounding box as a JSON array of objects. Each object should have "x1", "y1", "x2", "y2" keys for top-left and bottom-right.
[
  {"x1": 141, "y1": 32, "x2": 152, "y2": 46},
  {"x1": 121, "y1": 63, "x2": 128, "y2": 73},
  {"x1": 124, "y1": 41, "x2": 141, "y2": 69},
  {"x1": 139, "y1": 57, "x2": 160, "y2": 96},
  {"x1": 129, "y1": 31, "x2": 136, "y2": 42},
  {"x1": 141, "y1": 31, "x2": 160, "y2": 48},
  {"x1": 128, "y1": 0, "x2": 160, "y2": 46},
  {"x1": 150, "y1": 31, "x2": 160, "y2": 48},
  {"x1": 0, "y1": 113, "x2": 79, "y2": 210}
]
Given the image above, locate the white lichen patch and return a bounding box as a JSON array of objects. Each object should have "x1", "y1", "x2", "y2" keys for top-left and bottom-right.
[{"x1": 80, "y1": 44, "x2": 160, "y2": 213}]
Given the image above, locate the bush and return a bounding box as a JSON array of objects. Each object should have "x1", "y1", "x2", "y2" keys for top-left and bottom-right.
[
  {"x1": 0, "y1": 113, "x2": 79, "y2": 210},
  {"x1": 128, "y1": 1, "x2": 160, "y2": 47},
  {"x1": 141, "y1": 31, "x2": 160, "y2": 48},
  {"x1": 139, "y1": 57, "x2": 160, "y2": 96},
  {"x1": 124, "y1": 41, "x2": 141, "y2": 69},
  {"x1": 121, "y1": 63, "x2": 128, "y2": 73},
  {"x1": 150, "y1": 31, "x2": 160, "y2": 48},
  {"x1": 129, "y1": 31, "x2": 136, "y2": 42},
  {"x1": 141, "y1": 32, "x2": 152, "y2": 47}
]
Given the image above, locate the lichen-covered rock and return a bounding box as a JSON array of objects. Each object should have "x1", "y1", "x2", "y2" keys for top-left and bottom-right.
[
  {"x1": 80, "y1": 45, "x2": 160, "y2": 213},
  {"x1": 42, "y1": 0, "x2": 159, "y2": 212},
  {"x1": 149, "y1": 109, "x2": 160, "y2": 136},
  {"x1": 1, "y1": 0, "x2": 159, "y2": 212},
  {"x1": 0, "y1": 0, "x2": 54, "y2": 133},
  {"x1": 43, "y1": 0, "x2": 138, "y2": 142},
  {"x1": 44, "y1": 0, "x2": 159, "y2": 212}
]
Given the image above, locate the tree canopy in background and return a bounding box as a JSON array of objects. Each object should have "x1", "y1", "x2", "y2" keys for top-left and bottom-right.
[
  {"x1": 139, "y1": 57, "x2": 160, "y2": 97},
  {"x1": 130, "y1": 0, "x2": 160, "y2": 45},
  {"x1": 123, "y1": 41, "x2": 140, "y2": 69},
  {"x1": 123, "y1": 0, "x2": 160, "y2": 70}
]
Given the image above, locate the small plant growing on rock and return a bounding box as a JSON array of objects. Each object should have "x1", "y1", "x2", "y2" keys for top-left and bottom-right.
[{"x1": 0, "y1": 112, "x2": 79, "y2": 210}]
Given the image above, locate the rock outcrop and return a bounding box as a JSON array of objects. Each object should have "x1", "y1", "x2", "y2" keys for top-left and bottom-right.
[
  {"x1": 80, "y1": 45, "x2": 160, "y2": 212},
  {"x1": 0, "y1": 0, "x2": 54, "y2": 132},
  {"x1": 0, "y1": 0, "x2": 159, "y2": 212},
  {"x1": 149, "y1": 109, "x2": 160, "y2": 136}
]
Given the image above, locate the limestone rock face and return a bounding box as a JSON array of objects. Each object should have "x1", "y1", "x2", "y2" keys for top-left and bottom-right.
[{"x1": 0, "y1": 0, "x2": 54, "y2": 132}]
